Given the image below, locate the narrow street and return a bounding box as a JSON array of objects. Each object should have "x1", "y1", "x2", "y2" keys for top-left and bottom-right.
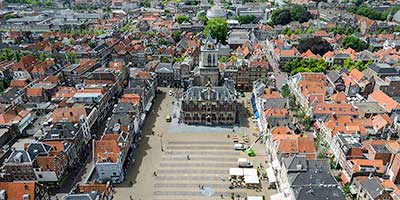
[{"x1": 261, "y1": 40, "x2": 288, "y2": 89}]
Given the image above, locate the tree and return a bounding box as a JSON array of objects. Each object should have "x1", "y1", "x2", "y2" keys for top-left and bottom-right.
[
  {"x1": 204, "y1": 18, "x2": 228, "y2": 43},
  {"x1": 343, "y1": 58, "x2": 370, "y2": 71},
  {"x1": 88, "y1": 41, "x2": 96, "y2": 49},
  {"x1": 66, "y1": 52, "x2": 77, "y2": 64},
  {"x1": 174, "y1": 56, "x2": 185, "y2": 62},
  {"x1": 38, "y1": 54, "x2": 46, "y2": 62},
  {"x1": 281, "y1": 84, "x2": 290, "y2": 98},
  {"x1": 236, "y1": 15, "x2": 257, "y2": 24},
  {"x1": 291, "y1": 5, "x2": 306, "y2": 21},
  {"x1": 283, "y1": 58, "x2": 327, "y2": 76},
  {"x1": 172, "y1": 30, "x2": 183, "y2": 43},
  {"x1": 342, "y1": 36, "x2": 368, "y2": 52},
  {"x1": 176, "y1": 15, "x2": 190, "y2": 24},
  {"x1": 158, "y1": 38, "x2": 169, "y2": 46},
  {"x1": 298, "y1": 11, "x2": 312, "y2": 23},
  {"x1": 271, "y1": 9, "x2": 292, "y2": 25},
  {"x1": 298, "y1": 37, "x2": 332, "y2": 56},
  {"x1": 282, "y1": 27, "x2": 293, "y2": 36}
]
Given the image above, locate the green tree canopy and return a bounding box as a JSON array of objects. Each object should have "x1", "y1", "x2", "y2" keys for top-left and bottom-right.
[
  {"x1": 235, "y1": 15, "x2": 257, "y2": 24},
  {"x1": 283, "y1": 59, "x2": 327, "y2": 76},
  {"x1": 176, "y1": 15, "x2": 190, "y2": 24},
  {"x1": 271, "y1": 8, "x2": 292, "y2": 25},
  {"x1": 298, "y1": 37, "x2": 332, "y2": 56},
  {"x1": 342, "y1": 36, "x2": 368, "y2": 52},
  {"x1": 204, "y1": 18, "x2": 228, "y2": 43},
  {"x1": 271, "y1": 5, "x2": 312, "y2": 25},
  {"x1": 343, "y1": 58, "x2": 371, "y2": 71}
]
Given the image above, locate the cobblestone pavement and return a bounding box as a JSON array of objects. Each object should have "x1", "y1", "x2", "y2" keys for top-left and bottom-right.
[{"x1": 113, "y1": 89, "x2": 276, "y2": 200}]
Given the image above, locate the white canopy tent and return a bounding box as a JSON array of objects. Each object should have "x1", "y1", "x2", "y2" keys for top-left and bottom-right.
[
  {"x1": 244, "y1": 175, "x2": 259, "y2": 184},
  {"x1": 243, "y1": 168, "x2": 258, "y2": 177},
  {"x1": 229, "y1": 168, "x2": 244, "y2": 176},
  {"x1": 247, "y1": 196, "x2": 263, "y2": 200},
  {"x1": 270, "y1": 193, "x2": 288, "y2": 200},
  {"x1": 266, "y1": 167, "x2": 276, "y2": 183}
]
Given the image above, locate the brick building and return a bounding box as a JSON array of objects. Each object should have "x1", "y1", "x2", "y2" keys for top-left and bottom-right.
[{"x1": 180, "y1": 80, "x2": 237, "y2": 125}]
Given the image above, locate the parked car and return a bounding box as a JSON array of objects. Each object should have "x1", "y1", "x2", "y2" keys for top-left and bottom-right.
[
  {"x1": 166, "y1": 115, "x2": 172, "y2": 122},
  {"x1": 238, "y1": 158, "x2": 253, "y2": 168},
  {"x1": 234, "y1": 144, "x2": 245, "y2": 151}
]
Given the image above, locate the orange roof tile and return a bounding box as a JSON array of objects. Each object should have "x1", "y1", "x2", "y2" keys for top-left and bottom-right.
[
  {"x1": 331, "y1": 92, "x2": 348, "y2": 103},
  {"x1": 271, "y1": 126, "x2": 291, "y2": 135},
  {"x1": 0, "y1": 181, "x2": 37, "y2": 199},
  {"x1": 265, "y1": 108, "x2": 289, "y2": 118},
  {"x1": 9, "y1": 79, "x2": 28, "y2": 88},
  {"x1": 369, "y1": 90, "x2": 399, "y2": 112},
  {"x1": 350, "y1": 159, "x2": 384, "y2": 173},
  {"x1": 314, "y1": 103, "x2": 359, "y2": 116},
  {"x1": 26, "y1": 87, "x2": 43, "y2": 97},
  {"x1": 263, "y1": 88, "x2": 281, "y2": 99},
  {"x1": 120, "y1": 93, "x2": 141, "y2": 105},
  {"x1": 52, "y1": 106, "x2": 87, "y2": 124},
  {"x1": 349, "y1": 68, "x2": 365, "y2": 82}
]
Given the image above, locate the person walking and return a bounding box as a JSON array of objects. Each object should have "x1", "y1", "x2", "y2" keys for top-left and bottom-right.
[{"x1": 187, "y1": 155, "x2": 190, "y2": 160}]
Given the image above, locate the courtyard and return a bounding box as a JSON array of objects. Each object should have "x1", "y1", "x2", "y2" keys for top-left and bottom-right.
[{"x1": 113, "y1": 88, "x2": 276, "y2": 200}]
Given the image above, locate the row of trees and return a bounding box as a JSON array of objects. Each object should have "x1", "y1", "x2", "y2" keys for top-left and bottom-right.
[
  {"x1": 347, "y1": 5, "x2": 400, "y2": 21},
  {"x1": 283, "y1": 58, "x2": 327, "y2": 76},
  {"x1": 63, "y1": 29, "x2": 105, "y2": 36},
  {"x1": 282, "y1": 27, "x2": 315, "y2": 36},
  {"x1": 271, "y1": 5, "x2": 312, "y2": 25},
  {"x1": 235, "y1": 15, "x2": 257, "y2": 24},
  {"x1": 328, "y1": 26, "x2": 360, "y2": 36}
]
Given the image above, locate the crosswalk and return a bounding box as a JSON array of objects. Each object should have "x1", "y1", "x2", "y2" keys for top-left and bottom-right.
[{"x1": 153, "y1": 140, "x2": 247, "y2": 200}]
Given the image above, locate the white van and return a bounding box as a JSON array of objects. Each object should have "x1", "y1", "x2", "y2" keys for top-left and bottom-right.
[
  {"x1": 234, "y1": 144, "x2": 245, "y2": 151},
  {"x1": 238, "y1": 158, "x2": 253, "y2": 168}
]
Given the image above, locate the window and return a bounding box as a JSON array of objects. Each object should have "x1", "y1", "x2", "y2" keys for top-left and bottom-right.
[{"x1": 207, "y1": 54, "x2": 212, "y2": 65}]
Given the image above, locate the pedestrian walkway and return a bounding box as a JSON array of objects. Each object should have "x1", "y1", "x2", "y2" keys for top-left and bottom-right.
[{"x1": 153, "y1": 140, "x2": 247, "y2": 200}]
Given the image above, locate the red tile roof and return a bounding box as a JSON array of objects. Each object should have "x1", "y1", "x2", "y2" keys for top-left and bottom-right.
[{"x1": 369, "y1": 90, "x2": 399, "y2": 112}]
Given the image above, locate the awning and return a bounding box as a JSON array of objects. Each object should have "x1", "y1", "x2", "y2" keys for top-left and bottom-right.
[
  {"x1": 272, "y1": 159, "x2": 281, "y2": 170},
  {"x1": 266, "y1": 167, "x2": 276, "y2": 183},
  {"x1": 247, "y1": 196, "x2": 263, "y2": 200},
  {"x1": 270, "y1": 193, "x2": 288, "y2": 200},
  {"x1": 243, "y1": 168, "x2": 258, "y2": 177},
  {"x1": 244, "y1": 175, "x2": 259, "y2": 184},
  {"x1": 229, "y1": 168, "x2": 243, "y2": 176}
]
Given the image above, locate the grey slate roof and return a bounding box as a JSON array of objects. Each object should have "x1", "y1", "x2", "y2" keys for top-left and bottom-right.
[
  {"x1": 368, "y1": 63, "x2": 398, "y2": 75},
  {"x1": 5, "y1": 150, "x2": 32, "y2": 163},
  {"x1": 288, "y1": 170, "x2": 338, "y2": 187},
  {"x1": 283, "y1": 155, "x2": 308, "y2": 172},
  {"x1": 326, "y1": 70, "x2": 341, "y2": 83},
  {"x1": 263, "y1": 98, "x2": 289, "y2": 110},
  {"x1": 294, "y1": 186, "x2": 346, "y2": 200},
  {"x1": 358, "y1": 177, "x2": 384, "y2": 199},
  {"x1": 27, "y1": 142, "x2": 51, "y2": 160},
  {"x1": 183, "y1": 84, "x2": 236, "y2": 102},
  {"x1": 156, "y1": 63, "x2": 173, "y2": 73}
]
